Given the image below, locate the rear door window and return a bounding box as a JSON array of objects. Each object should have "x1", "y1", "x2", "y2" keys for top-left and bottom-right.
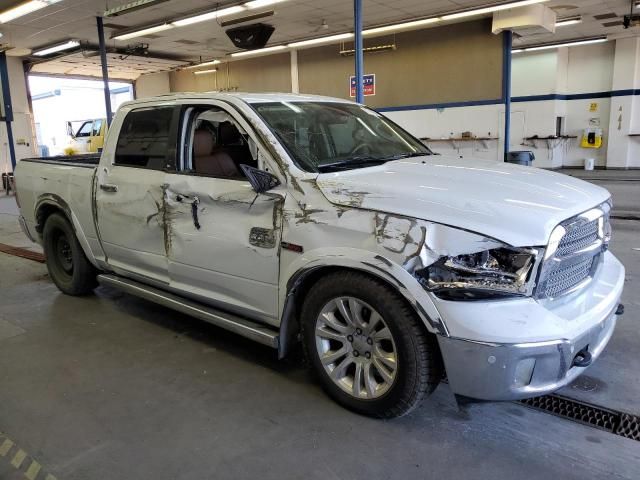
[{"x1": 115, "y1": 107, "x2": 175, "y2": 169}]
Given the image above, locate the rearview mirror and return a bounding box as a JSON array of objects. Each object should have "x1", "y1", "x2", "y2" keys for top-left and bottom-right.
[{"x1": 240, "y1": 164, "x2": 280, "y2": 194}]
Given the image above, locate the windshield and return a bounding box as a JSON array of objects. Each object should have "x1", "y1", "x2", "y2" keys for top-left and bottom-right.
[{"x1": 251, "y1": 101, "x2": 431, "y2": 172}]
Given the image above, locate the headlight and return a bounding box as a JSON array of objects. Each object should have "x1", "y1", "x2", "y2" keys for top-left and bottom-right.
[{"x1": 415, "y1": 247, "x2": 539, "y2": 300}]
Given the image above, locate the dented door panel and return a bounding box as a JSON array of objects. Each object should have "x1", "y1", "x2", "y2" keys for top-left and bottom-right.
[
  {"x1": 164, "y1": 174, "x2": 284, "y2": 323},
  {"x1": 96, "y1": 166, "x2": 169, "y2": 283}
]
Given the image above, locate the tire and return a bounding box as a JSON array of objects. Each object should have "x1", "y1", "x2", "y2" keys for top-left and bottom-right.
[
  {"x1": 301, "y1": 271, "x2": 441, "y2": 418},
  {"x1": 43, "y1": 213, "x2": 98, "y2": 295}
]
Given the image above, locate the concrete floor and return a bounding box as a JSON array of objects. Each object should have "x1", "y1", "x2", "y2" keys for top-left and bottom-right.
[{"x1": 0, "y1": 179, "x2": 639, "y2": 479}]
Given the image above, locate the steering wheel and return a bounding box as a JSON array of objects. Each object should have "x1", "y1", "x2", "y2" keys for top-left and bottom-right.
[{"x1": 349, "y1": 143, "x2": 372, "y2": 156}]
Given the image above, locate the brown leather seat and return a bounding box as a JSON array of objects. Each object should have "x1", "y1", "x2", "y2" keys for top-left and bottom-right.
[{"x1": 192, "y1": 129, "x2": 240, "y2": 178}]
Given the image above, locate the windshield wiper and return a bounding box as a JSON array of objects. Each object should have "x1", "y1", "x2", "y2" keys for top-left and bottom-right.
[
  {"x1": 317, "y1": 152, "x2": 430, "y2": 172},
  {"x1": 317, "y1": 156, "x2": 390, "y2": 172},
  {"x1": 378, "y1": 152, "x2": 430, "y2": 161}
]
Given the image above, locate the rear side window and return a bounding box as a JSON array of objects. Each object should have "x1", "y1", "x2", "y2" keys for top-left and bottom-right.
[{"x1": 115, "y1": 107, "x2": 173, "y2": 169}]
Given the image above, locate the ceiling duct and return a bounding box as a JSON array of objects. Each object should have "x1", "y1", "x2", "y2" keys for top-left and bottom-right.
[
  {"x1": 492, "y1": 3, "x2": 557, "y2": 36},
  {"x1": 220, "y1": 10, "x2": 275, "y2": 27}
]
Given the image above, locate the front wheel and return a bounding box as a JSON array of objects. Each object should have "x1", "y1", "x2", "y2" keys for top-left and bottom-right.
[
  {"x1": 301, "y1": 271, "x2": 441, "y2": 418},
  {"x1": 43, "y1": 213, "x2": 98, "y2": 295}
]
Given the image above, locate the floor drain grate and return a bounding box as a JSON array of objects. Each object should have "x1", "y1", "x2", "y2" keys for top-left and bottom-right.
[
  {"x1": 0, "y1": 243, "x2": 45, "y2": 263},
  {"x1": 617, "y1": 414, "x2": 640, "y2": 441},
  {"x1": 520, "y1": 394, "x2": 640, "y2": 442}
]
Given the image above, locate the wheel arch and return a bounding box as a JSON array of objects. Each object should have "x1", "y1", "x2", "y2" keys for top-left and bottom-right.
[
  {"x1": 35, "y1": 194, "x2": 99, "y2": 268},
  {"x1": 278, "y1": 255, "x2": 448, "y2": 359}
]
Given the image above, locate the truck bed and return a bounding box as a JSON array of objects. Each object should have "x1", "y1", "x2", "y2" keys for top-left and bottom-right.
[
  {"x1": 20, "y1": 154, "x2": 101, "y2": 167},
  {"x1": 15, "y1": 154, "x2": 103, "y2": 265}
]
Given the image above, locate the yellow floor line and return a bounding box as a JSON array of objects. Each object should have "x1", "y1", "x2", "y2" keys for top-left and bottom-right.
[
  {"x1": 10, "y1": 448, "x2": 26, "y2": 468},
  {"x1": 25, "y1": 459, "x2": 42, "y2": 480},
  {"x1": 0, "y1": 434, "x2": 59, "y2": 480},
  {"x1": 0, "y1": 438, "x2": 13, "y2": 457}
]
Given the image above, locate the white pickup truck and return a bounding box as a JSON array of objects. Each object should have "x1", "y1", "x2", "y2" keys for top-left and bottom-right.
[{"x1": 15, "y1": 93, "x2": 625, "y2": 418}]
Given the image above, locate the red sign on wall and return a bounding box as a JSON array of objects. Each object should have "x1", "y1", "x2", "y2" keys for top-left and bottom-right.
[{"x1": 350, "y1": 74, "x2": 375, "y2": 97}]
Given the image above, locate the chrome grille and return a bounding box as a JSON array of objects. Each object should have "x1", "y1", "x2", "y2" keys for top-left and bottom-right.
[
  {"x1": 536, "y1": 205, "x2": 609, "y2": 300},
  {"x1": 556, "y1": 219, "x2": 599, "y2": 257},
  {"x1": 541, "y1": 256, "x2": 595, "y2": 298}
]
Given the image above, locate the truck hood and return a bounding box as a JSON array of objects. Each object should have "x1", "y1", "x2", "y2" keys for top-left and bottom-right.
[{"x1": 316, "y1": 155, "x2": 610, "y2": 247}]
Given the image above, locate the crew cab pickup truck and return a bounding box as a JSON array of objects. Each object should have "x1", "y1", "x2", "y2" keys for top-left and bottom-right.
[{"x1": 15, "y1": 93, "x2": 625, "y2": 418}]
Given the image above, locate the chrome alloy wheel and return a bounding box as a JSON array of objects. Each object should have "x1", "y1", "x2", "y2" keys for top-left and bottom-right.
[{"x1": 315, "y1": 296, "x2": 398, "y2": 399}]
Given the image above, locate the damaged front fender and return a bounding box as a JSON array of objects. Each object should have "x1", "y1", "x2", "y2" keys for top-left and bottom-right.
[{"x1": 280, "y1": 247, "x2": 450, "y2": 337}]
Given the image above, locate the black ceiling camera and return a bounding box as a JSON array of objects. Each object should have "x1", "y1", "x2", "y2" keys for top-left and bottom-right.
[
  {"x1": 225, "y1": 23, "x2": 275, "y2": 50},
  {"x1": 623, "y1": 14, "x2": 640, "y2": 28}
]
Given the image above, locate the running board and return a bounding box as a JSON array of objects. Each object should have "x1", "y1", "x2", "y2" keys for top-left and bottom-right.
[{"x1": 97, "y1": 274, "x2": 279, "y2": 349}]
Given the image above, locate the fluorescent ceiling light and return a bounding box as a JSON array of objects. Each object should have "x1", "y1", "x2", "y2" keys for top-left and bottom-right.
[
  {"x1": 245, "y1": 0, "x2": 287, "y2": 8},
  {"x1": 555, "y1": 17, "x2": 581, "y2": 27},
  {"x1": 288, "y1": 33, "x2": 354, "y2": 48},
  {"x1": 194, "y1": 68, "x2": 218, "y2": 75},
  {"x1": 442, "y1": 0, "x2": 549, "y2": 21},
  {"x1": 0, "y1": 0, "x2": 60, "y2": 23},
  {"x1": 113, "y1": 23, "x2": 173, "y2": 40},
  {"x1": 184, "y1": 60, "x2": 221, "y2": 69},
  {"x1": 513, "y1": 37, "x2": 607, "y2": 53},
  {"x1": 230, "y1": 45, "x2": 287, "y2": 57},
  {"x1": 363, "y1": 17, "x2": 440, "y2": 36},
  {"x1": 104, "y1": 0, "x2": 170, "y2": 17},
  {"x1": 32, "y1": 40, "x2": 80, "y2": 56},
  {"x1": 172, "y1": 6, "x2": 246, "y2": 27}
]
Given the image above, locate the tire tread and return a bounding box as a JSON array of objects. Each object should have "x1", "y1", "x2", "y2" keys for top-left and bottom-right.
[{"x1": 301, "y1": 270, "x2": 441, "y2": 418}]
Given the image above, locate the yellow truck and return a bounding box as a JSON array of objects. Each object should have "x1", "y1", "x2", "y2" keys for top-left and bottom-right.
[{"x1": 65, "y1": 118, "x2": 107, "y2": 154}]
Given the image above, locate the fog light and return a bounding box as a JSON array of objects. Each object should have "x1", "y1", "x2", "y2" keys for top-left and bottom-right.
[{"x1": 514, "y1": 358, "x2": 536, "y2": 387}]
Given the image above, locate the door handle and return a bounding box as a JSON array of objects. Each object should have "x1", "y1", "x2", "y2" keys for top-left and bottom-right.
[{"x1": 99, "y1": 183, "x2": 118, "y2": 193}]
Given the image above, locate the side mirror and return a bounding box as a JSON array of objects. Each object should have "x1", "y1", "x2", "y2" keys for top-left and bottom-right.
[
  {"x1": 66, "y1": 121, "x2": 75, "y2": 138},
  {"x1": 240, "y1": 164, "x2": 280, "y2": 194}
]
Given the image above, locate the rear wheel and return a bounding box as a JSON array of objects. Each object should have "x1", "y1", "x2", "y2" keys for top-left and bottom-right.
[
  {"x1": 301, "y1": 271, "x2": 441, "y2": 418},
  {"x1": 43, "y1": 213, "x2": 97, "y2": 295}
]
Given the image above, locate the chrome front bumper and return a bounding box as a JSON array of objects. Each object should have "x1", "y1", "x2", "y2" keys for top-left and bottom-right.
[{"x1": 437, "y1": 307, "x2": 618, "y2": 401}]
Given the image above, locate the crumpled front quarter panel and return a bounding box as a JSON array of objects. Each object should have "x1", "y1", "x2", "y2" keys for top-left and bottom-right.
[{"x1": 277, "y1": 179, "x2": 506, "y2": 336}]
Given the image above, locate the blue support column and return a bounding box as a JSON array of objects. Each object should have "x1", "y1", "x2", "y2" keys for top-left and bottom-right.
[
  {"x1": 502, "y1": 30, "x2": 513, "y2": 162},
  {"x1": 0, "y1": 51, "x2": 17, "y2": 171},
  {"x1": 354, "y1": 0, "x2": 364, "y2": 104},
  {"x1": 97, "y1": 16, "x2": 113, "y2": 126}
]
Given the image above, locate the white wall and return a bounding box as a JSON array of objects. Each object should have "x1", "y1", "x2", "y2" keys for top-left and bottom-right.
[
  {"x1": 512, "y1": 50, "x2": 557, "y2": 96},
  {"x1": 566, "y1": 42, "x2": 615, "y2": 94},
  {"x1": 135, "y1": 72, "x2": 170, "y2": 99},
  {"x1": 384, "y1": 39, "x2": 637, "y2": 169},
  {"x1": 606, "y1": 37, "x2": 640, "y2": 169}
]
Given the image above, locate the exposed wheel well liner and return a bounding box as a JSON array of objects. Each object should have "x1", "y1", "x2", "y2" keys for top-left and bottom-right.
[{"x1": 35, "y1": 195, "x2": 73, "y2": 235}]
